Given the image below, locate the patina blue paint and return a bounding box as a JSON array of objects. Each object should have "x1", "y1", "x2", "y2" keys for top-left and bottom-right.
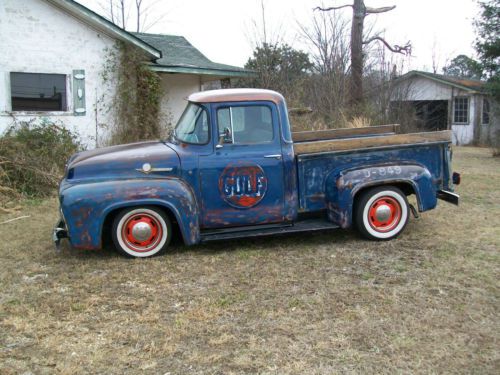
[
  {"x1": 297, "y1": 144, "x2": 450, "y2": 227},
  {"x1": 56, "y1": 91, "x2": 457, "y2": 251}
]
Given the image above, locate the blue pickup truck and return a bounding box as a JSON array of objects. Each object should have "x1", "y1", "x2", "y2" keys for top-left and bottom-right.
[{"x1": 54, "y1": 89, "x2": 460, "y2": 257}]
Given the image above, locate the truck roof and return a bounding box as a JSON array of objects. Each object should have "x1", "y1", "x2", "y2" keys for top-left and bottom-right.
[{"x1": 187, "y1": 88, "x2": 285, "y2": 104}]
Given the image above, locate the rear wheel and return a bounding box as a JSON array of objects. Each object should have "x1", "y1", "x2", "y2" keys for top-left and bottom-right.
[
  {"x1": 112, "y1": 207, "x2": 171, "y2": 258},
  {"x1": 355, "y1": 186, "x2": 409, "y2": 240}
]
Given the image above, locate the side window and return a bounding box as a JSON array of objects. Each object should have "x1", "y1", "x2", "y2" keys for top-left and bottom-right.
[
  {"x1": 217, "y1": 105, "x2": 273, "y2": 144},
  {"x1": 174, "y1": 103, "x2": 209, "y2": 144}
]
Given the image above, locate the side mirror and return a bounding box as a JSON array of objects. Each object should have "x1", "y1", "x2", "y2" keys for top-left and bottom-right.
[
  {"x1": 216, "y1": 127, "x2": 232, "y2": 149},
  {"x1": 216, "y1": 135, "x2": 225, "y2": 149}
]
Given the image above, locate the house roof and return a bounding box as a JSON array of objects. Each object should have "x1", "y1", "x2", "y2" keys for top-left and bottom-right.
[
  {"x1": 45, "y1": 1, "x2": 251, "y2": 78},
  {"x1": 133, "y1": 32, "x2": 253, "y2": 78},
  {"x1": 396, "y1": 70, "x2": 487, "y2": 93},
  {"x1": 45, "y1": 0, "x2": 161, "y2": 59}
]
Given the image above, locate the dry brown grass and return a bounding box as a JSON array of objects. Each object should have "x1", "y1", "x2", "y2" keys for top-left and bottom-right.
[{"x1": 0, "y1": 147, "x2": 498, "y2": 374}]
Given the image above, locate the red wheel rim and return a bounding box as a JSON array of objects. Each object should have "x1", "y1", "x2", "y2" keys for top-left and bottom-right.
[
  {"x1": 121, "y1": 213, "x2": 163, "y2": 252},
  {"x1": 368, "y1": 196, "x2": 401, "y2": 232}
]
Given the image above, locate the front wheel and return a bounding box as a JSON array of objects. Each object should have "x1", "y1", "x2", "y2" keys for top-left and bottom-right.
[
  {"x1": 112, "y1": 207, "x2": 172, "y2": 258},
  {"x1": 355, "y1": 186, "x2": 409, "y2": 241}
]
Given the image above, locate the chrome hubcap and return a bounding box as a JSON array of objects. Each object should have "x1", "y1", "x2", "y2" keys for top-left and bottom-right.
[
  {"x1": 131, "y1": 222, "x2": 152, "y2": 242},
  {"x1": 375, "y1": 204, "x2": 392, "y2": 222}
]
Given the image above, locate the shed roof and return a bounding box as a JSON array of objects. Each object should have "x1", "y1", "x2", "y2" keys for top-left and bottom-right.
[
  {"x1": 133, "y1": 33, "x2": 253, "y2": 78},
  {"x1": 396, "y1": 70, "x2": 487, "y2": 93}
]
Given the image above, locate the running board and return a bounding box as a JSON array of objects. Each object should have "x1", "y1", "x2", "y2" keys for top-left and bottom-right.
[{"x1": 200, "y1": 219, "x2": 339, "y2": 243}]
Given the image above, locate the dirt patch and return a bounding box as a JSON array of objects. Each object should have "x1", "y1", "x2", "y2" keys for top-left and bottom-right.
[{"x1": 0, "y1": 147, "x2": 498, "y2": 374}]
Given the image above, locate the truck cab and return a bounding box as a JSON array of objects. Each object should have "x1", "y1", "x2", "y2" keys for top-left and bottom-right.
[
  {"x1": 54, "y1": 89, "x2": 459, "y2": 258},
  {"x1": 170, "y1": 89, "x2": 296, "y2": 229}
]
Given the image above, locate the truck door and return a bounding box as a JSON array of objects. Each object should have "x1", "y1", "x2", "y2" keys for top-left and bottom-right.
[{"x1": 199, "y1": 101, "x2": 285, "y2": 229}]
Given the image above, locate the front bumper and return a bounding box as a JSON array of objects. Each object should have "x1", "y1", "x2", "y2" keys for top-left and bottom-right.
[{"x1": 53, "y1": 219, "x2": 68, "y2": 251}]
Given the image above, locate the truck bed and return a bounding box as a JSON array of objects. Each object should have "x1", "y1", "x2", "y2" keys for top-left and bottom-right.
[{"x1": 293, "y1": 128, "x2": 452, "y2": 155}]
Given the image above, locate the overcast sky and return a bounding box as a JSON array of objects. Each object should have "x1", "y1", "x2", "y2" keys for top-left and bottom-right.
[{"x1": 79, "y1": 0, "x2": 480, "y2": 73}]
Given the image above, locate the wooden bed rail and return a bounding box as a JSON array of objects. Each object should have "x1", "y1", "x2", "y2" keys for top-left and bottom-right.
[
  {"x1": 293, "y1": 130, "x2": 452, "y2": 155},
  {"x1": 292, "y1": 124, "x2": 400, "y2": 143}
]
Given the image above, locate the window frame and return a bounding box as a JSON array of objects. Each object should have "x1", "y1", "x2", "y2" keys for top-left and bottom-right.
[
  {"x1": 453, "y1": 96, "x2": 470, "y2": 125},
  {"x1": 174, "y1": 103, "x2": 211, "y2": 146},
  {"x1": 9, "y1": 71, "x2": 71, "y2": 114},
  {"x1": 482, "y1": 98, "x2": 490, "y2": 125},
  {"x1": 215, "y1": 103, "x2": 275, "y2": 146}
]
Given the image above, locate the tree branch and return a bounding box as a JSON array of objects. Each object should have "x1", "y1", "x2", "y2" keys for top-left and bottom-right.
[
  {"x1": 363, "y1": 36, "x2": 412, "y2": 55},
  {"x1": 365, "y1": 5, "x2": 396, "y2": 14},
  {"x1": 314, "y1": 4, "x2": 353, "y2": 12}
]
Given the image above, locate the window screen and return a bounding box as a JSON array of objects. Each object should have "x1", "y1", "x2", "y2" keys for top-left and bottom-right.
[
  {"x1": 217, "y1": 105, "x2": 273, "y2": 144},
  {"x1": 10, "y1": 72, "x2": 67, "y2": 111},
  {"x1": 453, "y1": 97, "x2": 469, "y2": 124}
]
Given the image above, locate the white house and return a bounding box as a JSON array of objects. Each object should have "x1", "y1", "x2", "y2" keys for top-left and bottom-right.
[
  {"x1": 390, "y1": 71, "x2": 497, "y2": 145},
  {"x1": 0, "y1": 0, "x2": 251, "y2": 147}
]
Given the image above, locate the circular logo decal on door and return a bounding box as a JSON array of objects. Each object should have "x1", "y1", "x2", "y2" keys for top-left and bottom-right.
[{"x1": 218, "y1": 163, "x2": 268, "y2": 208}]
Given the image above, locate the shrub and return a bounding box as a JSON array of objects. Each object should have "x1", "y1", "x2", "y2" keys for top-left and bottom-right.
[{"x1": 0, "y1": 118, "x2": 82, "y2": 199}]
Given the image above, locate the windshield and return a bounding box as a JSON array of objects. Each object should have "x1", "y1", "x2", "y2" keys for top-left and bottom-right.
[{"x1": 174, "y1": 103, "x2": 209, "y2": 144}]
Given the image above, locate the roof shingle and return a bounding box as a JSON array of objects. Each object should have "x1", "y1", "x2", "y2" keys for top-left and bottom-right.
[{"x1": 133, "y1": 32, "x2": 252, "y2": 77}]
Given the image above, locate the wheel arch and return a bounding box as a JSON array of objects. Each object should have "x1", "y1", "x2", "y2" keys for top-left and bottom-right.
[
  {"x1": 352, "y1": 180, "x2": 421, "y2": 211},
  {"x1": 325, "y1": 163, "x2": 436, "y2": 228},
  {"x1": 100, "y1": 199, "x2": 192, "y2": 247}
]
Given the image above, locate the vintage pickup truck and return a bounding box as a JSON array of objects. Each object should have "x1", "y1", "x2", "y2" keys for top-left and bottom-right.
[{"x1": 54, "y1": 89, "x2": 460, "y2": 257}]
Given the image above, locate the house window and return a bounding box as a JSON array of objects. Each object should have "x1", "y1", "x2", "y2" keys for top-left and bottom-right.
[
  {"x1": 482, "y1": 98, "x2": 490, "y2": 125},
  {"x1": 453, "y1": 97, "x2": 469, "y2": 124},
  {"x1": 10, "y1": 72, "x2": 67, "y2": 111}
]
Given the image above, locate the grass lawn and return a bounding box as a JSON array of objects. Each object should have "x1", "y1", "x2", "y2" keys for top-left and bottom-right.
[{"x1": 0, "y1": 146, "x2": 498, "y2": 374}]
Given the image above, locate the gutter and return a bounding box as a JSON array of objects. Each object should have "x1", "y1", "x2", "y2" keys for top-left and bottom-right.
[{"x1": 149, "y1": 64, "x2": 256, "y2": 78}]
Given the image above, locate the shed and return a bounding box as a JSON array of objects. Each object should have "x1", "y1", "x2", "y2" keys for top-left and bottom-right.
[{"x1": 390, "y1": 71, "x2": 496, "y2": 145}]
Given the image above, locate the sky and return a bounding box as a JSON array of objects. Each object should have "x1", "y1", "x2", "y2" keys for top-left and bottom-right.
[{"x1": 78, "y1": 0, "x2": 481, "y2": 74}]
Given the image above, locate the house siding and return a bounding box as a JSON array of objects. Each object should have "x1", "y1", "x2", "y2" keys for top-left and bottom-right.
[
  {"x1": 159, "y1": 74, "x2": 201, "y2": 127},
  {"x1": 0, "y1": 0, "x2": 121, "y2": 147}
]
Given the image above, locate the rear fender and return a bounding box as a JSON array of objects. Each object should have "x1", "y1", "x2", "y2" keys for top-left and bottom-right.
[
  {"x1": 61, "y1": 178, "x2": 200, "y2": 250},
  {"x1": 324, "y1": 164, "x2": 437, "y2": 228}
]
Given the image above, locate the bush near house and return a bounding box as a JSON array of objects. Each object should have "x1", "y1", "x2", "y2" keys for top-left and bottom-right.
[{"x1": 0, "y1": 119, "x2": 82, "y2": 202}]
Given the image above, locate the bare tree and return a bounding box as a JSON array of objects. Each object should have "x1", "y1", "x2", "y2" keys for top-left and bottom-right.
[
  {"x1": 315, "y1": 0, "x2": 411, "y2": 107},
  {"x1": 298, "y1": 10, "x2": 350, "y2": 121},
  {"x1": 99, "y1": 0, "x2": 167, "y2": 32},
  {"x1": 245, "y1": 0, "x2": 285, "y2": 49},
  {"x1": 135, "y1": 0, "x2": 143, "y2": 32}
]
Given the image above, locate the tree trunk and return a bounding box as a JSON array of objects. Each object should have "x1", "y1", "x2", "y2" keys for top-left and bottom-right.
[{"x1": 350, "y1": 0, "x2": 365, "y2": 106}]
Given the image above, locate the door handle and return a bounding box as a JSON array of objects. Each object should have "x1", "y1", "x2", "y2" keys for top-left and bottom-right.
[{"x1": 264, "y1": 154, "x2": 282, "y2": 160}]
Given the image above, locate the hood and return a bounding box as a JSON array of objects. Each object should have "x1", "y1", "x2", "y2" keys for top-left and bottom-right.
[{"x1": 65, "y1": 141, "x2": 180, "y2": 181}]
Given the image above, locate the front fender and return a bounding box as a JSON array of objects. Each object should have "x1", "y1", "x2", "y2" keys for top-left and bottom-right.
[
  {"x1": 324, "y1": 163, "x2": 437, "y2": 228},
  {"x1": 60, "y1": 178, "x2": 200, "y2": 250}
]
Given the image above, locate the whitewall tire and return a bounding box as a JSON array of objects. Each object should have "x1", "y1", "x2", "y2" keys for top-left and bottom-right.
[
  {"x1": 112, "y1": 207, "x2": 171, "y2": 258},
  {"x1": 355, "y1": 186, "x2": 409, "y2": 240}
]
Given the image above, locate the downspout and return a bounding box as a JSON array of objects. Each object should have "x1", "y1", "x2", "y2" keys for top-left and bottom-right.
[{"x1": 448, "y1": 87, "x2": 453, "y2": 130}]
